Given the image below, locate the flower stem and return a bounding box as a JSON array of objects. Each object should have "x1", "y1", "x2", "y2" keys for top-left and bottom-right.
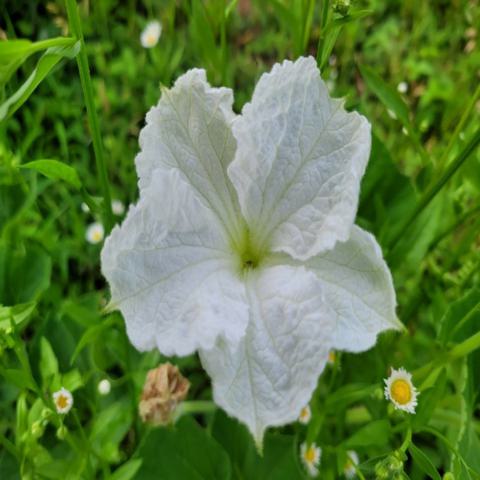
[
  {"x1": 65, "y1": 0, "x2": 114, "y2": 232},
  {"x1": 387, "y1": 127, "x2": 480, "y2": 253}
]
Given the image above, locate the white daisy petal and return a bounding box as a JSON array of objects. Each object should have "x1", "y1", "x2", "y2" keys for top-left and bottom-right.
[
  {"x1": 53, "y1": 387, "x2": 73, "y2": 414},
  {"x1": 228, "y1": 56, "x2": 371, "y2": 261},
  {"x1": 301, "y1": 442, "x2": 322, "y2": 477},
  {"x1": 86, "y1": 222, "x2": 104, "y2": 244},
  {"x1": 200, "y1": 265, "x2": 334, "y2": 445},
  {"x1": 101, "y1": 168, "x2": 249, "y2": 355},
  {"x1": 344, "y1": 450, "x2": 359, "y2": 478}
]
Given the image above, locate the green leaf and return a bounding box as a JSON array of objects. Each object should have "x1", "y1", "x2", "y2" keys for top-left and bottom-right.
[
  {"x1": 325, "y1": 383, "x2": 378, "y2": 411},
  {"x1": 135, "y1": 416, "x2": 231, "y2": 480},
  {"x1": 20, "y1": 159, "x2": 82, "y2": 189},
  {"x1": 438, "y1": 287, "x2": 480, "y2": 345},
  {"x1": 359, "y1": 64, "x2": 411, "y2": 128},
  {"x1": 0, "y1": 37, "x2": 75, "y2": 85},
  {"x1": 0, "y1": 302, "x2": 36, "y2": 330},
  {"x1": 0, "y1": 41, "x2": 80, "y2": 121},
  {"x1": 0, "y1": 368, "x2": 35, "y2": 391},
  {"x1": 108, "y1": 460, "x2": 143, "y2": 480},
  {"x1": 344, "y1": 420, "x2": 391, "y2": 448},
  {"x1": 408, "y1": 443, "x2": 441, "y2": 480},
  {"x1": 39, "y1": 337, "x2": 59, "y2": 386}
]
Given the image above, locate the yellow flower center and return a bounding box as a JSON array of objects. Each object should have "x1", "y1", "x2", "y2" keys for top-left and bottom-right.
[
  {"x1": 390, "y1": 379, "x2": 412, "y2": 405},
  {"x1": 92, "y1": 230, "x2": 102, "y2": 242},
  {"x1": 300, "y1": 407, "x2": 308, "y2": 419},
  {"x1": 146, "y1": 33, "x2": 156, "y2": 45},
  {"x1": 328, "y1": 351, "x2": 336, "y2": 363},
  {"x1": 304, "y1": 447, "x2": 316, "y2": 464},
  {"x1": 56, "y1": 394, "x2": 69, "y2": 409}
]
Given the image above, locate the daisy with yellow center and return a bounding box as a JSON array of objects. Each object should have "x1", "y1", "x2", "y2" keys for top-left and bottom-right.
[
  {"x1": 53, "y1": 387, "x2": 73, "y2": 414},
  {"x1": 300, "y1": 442, "x2": 321, "y2": 477},
  {"x1": 344, "y1": 450, "x2": 359, "y2": 478},
  {"x1": 140, "y1": 20, "x2": 162, "y2": 49},
  {"x1": 86, "y1": 222, "x2": 105, "y2": 244},
  {"x1": 298, "y1": 405, "x2": 311, "y2": 424},
  {"x1": 384, "y1": 367, "x2": 418, "y2": 414}
]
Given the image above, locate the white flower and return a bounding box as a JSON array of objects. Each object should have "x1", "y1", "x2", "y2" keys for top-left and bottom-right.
[
  {"x1": 101, "y1": 57, "x2": 401, "y2": 445},
  {"x1": 300, "y1": 442, "x2": 321, "y2": 477},
  {"x1": 344, "y1": 450, "x2": 359, "y2": 478},
  {"x1": 86, "y1": 222, "x2": 104, "y2": 244},
  {"x1": 53, "y1": 387, "x2": 73, "y2": 414},
  {"x1": 397, "y1": 81, "x2": 408, "y2": 94},
  {"x1": 112, "y1": 199, "x2": 125, "y2": 216},
  {"x1": 298, "y1": 405, "x2": 311, "y2": 424},
  {"x1": 384, "y1": 367, "x2": 418, "y2": 414},
  {"x1": 81, "y1": 202, "x2": 90, "y2": 213},
  {"x1": 140, "y1": 20, "x2": 162, "y2": 48},
  {"x1": 98, "y1": 379, "x2": 111, "y2": 395}
]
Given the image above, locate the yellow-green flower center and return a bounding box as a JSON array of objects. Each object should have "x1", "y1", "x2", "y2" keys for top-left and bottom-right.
[{"x1": 390, "y1": 379, "x2": 412, "y2": 405}]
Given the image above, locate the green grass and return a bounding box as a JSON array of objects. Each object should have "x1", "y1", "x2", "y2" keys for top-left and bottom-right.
[{"x1": 1, "y1": 0, "x2": 480, "y2": 478}]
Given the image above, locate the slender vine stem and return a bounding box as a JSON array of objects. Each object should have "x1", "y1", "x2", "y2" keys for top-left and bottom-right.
[
  {"x1": 387, "y1": 127, "x2": 480, "y2": 253},
  {"x1": 65, "y1": 0, "x2": 114, "y2": 232}
]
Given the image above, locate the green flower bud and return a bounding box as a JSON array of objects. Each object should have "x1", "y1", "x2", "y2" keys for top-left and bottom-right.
[
  {"x1": 56, "y1": 424, "x2": 67, "y2": 440},
  {"x1": 41, "y1": 408, "x2": 53, "y2": 421},
  {"x1": 31, "y1": 420, "x2": 44, "y2": 439},
  {"x1": 333, "y1": 0, "x2": 350, "y2": 16},
  {"x1": 443, "y1": 473, "x2": 455, "y2": 480}
]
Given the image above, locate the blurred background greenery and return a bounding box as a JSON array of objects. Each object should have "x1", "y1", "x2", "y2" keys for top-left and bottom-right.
[{"x1": 0, "y1": 0, "x2": 479, "y2": 478}]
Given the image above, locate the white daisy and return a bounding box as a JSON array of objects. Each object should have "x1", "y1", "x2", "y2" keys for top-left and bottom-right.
[
  {"x1": 140, "y1": 20, "x2": 162, "y2": 48},
  {"x1": 300, "y1": 442, "x2": 321, "y2": 477},
  {"x1": 53, "y1": 387, "x2": 73, "y2": 414},
  {"x1": 112, "y1": 199, "x2": 125, "y2": 216},
  {"x1": 344, "y1": 450, "x2": 359, "y2": 478},
  {"x1": 86, "y1": 222, "x2": 104, "y2": 244},
  {"x1": 384, "y1": 367, "x2": 418, "y2": 414},
  {"x1": 397, "y1": 81, "x2": 408, "y2": 94},
  {"x1": 98, "y1": 379, "x2": 111, "y2": 395},
  {"x1": 298, "y1": 405, "x2": 311, "y2": 424}
]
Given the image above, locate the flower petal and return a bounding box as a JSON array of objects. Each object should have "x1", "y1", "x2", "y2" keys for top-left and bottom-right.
[
  {"x1": 228, "y1": 57, "x2": 370, "y2": 260},
  {"x1": 101, "y1": 169, "x2": 249, "y2": 356},
  {"x1": 304, "y1": 225, "x2": 401, "y2": 352},
  {"x1": 200, "y1": 265, "x2": 334, "y2": 445},
  {"x1": 136, "y1": 68, "x2": 242, "y2": 242}
]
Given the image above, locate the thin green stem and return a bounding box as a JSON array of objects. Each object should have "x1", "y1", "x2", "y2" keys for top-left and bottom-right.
[
  {"x1": 439, "y1": 83, "x2": 480, "y2": 169},
  {"x1": 65, "y1": 0, "x2": 114, "y2": 232},
  {"x1": 387, "y1": 127, "x2": 480, "y2": 253},
  {"x1": 316, "y1": 0, "x2": 330, "y2": 67}
]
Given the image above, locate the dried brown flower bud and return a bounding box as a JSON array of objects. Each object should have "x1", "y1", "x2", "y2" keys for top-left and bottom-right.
[{"x1": 139, "y1": 363, "x2": 190, "y2": 426}]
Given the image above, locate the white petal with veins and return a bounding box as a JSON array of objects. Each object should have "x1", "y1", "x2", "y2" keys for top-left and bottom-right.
[
  {"x1": 228, "y1": 57, "x2": 371, "y2": 261},
  {"x1": 200, "y1": 265, "x2": 334, "y2": 444}
]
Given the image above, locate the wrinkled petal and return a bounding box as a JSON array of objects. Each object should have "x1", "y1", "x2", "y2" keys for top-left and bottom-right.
[
  {"x1": 200, "y1": 265, "x2": 334, "y2": 445},
  {"x1": 136, "y1": 68, "x2": 242, "y2": 241},
  {"x1": 303, "y1": 225, "x2": 401, "y2": 352},
  {"x1": 228, "y1": 57, "x2": 371, "y2": 261},
  {"x1": 101, "y1": 169, "x2": 249, "y2": 356}
]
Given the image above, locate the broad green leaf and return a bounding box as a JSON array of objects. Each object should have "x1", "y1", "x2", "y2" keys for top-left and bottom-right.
[
  {"x1": 438, "y1": 287, "x2": 480, "y2": 345},
  {"x1": 359, "y1": 64, "x2": 410, "y2": 128},
  {"x1": 61, "y1": 369, "x2": 83, "y2": 392},
  {"x1": 108, "y1": 460, "x2": 143, "y2": 480},
  {"x1": 0, "y1": 302, "x2": 36, "y2": 330},
  {"x1": 0, "y1": 244, "x2": 52, "y2": 305},
  {"x1": 409, "y1": 443, "x2": 441, "y2": 480},
  {"x1": 135, "y1": 416, "x2": 231, "y2": 480},
  {"x1": 0, "y1": 41, "x2": 80, "y2": 121},
  {"x1": 344, "y1": 420, "x2": 391, "y2": 448},
  {"x1": 20, "y1": 159, "x2": 82, "y2": 189},
  {"x1": 211, "y1": 410, "x2": 304, "y2": 480},
  {"x1": 325, "y1": 383, "x2": 378, "y2": 412},
  {"x1": 90, "y1": 401, "x2": 134, "y2": 464},
  {"x1": 0, "y1": 368, "x2": 35, "y2": 391},
  {"x1": 39, "y1": 337, "x2": 59, "y2": 386},
  {"x1": 0, "y1": 37, "x2": 75, "y2": 85}
]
